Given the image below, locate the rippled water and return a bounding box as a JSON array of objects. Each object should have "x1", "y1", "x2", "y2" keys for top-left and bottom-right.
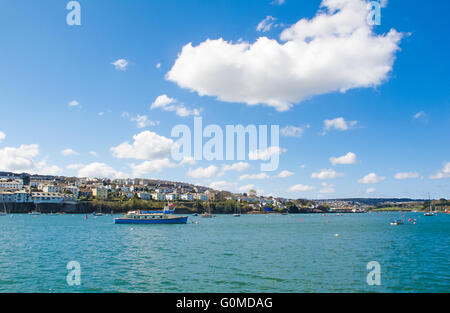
[{"x1": 0, "y1": 212, "x2": 448, "y2": 293}]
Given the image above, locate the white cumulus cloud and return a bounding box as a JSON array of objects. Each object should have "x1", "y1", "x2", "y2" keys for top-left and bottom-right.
[
  {"x1": 150, "y1": 94, "x2": 200, "y2": 117},
  {"x1": 61, "y1": 148, "x2": 79, "y2": 157},
  {"x1": 111, "y1": 131, "x2": 176, "y2": 160},
  {"x1": 130, "y1": 158, "x2": 176, "y2": 177},
  {"x1": 322, "y1": 117, "x2": 358, "y2": 134},
  {"x1": 78, "y1": 162, "x2": 128, "y2": 179},
  {"x1": 429, "y1": 162, "x2": 450, "y2": 179},
  {"x1": 0, "y1": 131, "x2": 5, "y2": 142},
  {"x1": 188, "y1": 165, "x2": 219, "y2": 178},
  {"x1": 130, "y1": 115, "x2": 159, "y2": 129},
  {"x1": 0, "y1": 144, "x2": 61, "y2": 175},
  {"x1": 166, "y1": 0, "x2": 402, "y2": 111},
  {"x1": 276, "y1": 170, "x2": 294, "y2": 178},
  {"x1": 238, "y1": 184, "x2": 256, "y2": 193},
  {"x1": 289, "y1": 184, "x2": 315, "y2": 192},
  {"x1": 358, "y1": 172, "x2": 386, "y2": 184},
  {"x1": 219, "y1": 162, "x2": 250, "y2": 176},
  {"x1": 312, "y1": 169, "x2": 344, "y2": 180},
  {"x1": 330, "y1": 152, "x2": 358, "y2": 165},
  {"x1": 366, "y1": 187, "x2": 376, "y2": 194}
]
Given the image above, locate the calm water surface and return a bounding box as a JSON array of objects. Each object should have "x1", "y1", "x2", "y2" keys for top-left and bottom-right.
[{"x1": 0, "y1": 213, "x2": 448, "y2": 292}]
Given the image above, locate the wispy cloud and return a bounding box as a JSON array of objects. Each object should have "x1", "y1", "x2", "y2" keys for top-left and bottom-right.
[
  {"x1": 239, "y1": 173, "x2": 270, "y2": 180},
  {"x1": 322, "y1": 118, "x2": 358, "y2": 135},
  {"x1": 150, "y1": 94, "x2": 201, "y2": 117},
  {"x1": 68, "y1": 100, "x2": 80, "y2": 108},
  {"x1": 256, "y1": 16, "x2": 278, "y2": 32},
  {"x1": 394, "y1": 172, "x2": 419, "y2": 180},
  {"x1": 429, "y1": 162, "x2": 450, "y2": 179},
  {"x1": 312, "y1": 169, "x2": 344, "y2": 180},
  {"x1": 61, "y1": 148, "x2": 79, "y2": 157},
  {"x1": 111, "y1": 59, "x2": 129, "y2": 71},
  {"x1": 280, "y1": 125, "x2": 310, "y2": 137}
]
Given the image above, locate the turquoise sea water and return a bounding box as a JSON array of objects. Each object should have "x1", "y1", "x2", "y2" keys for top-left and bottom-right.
[{"x1": 0, "y1": 212, "x2": 448, "y2": 293}]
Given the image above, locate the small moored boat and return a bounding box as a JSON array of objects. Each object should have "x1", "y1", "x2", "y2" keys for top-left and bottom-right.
[{"x1": 390, "y1": 220, "x2": 404, "y2": 226}]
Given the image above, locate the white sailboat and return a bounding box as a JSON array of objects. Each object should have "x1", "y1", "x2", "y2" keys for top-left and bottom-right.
[
  {"x1": 0, "y1": 202, "x2": 7, "y2": 216},
  {"x1": 424, "y1": 195, "x2": 434, "y2": 216}
]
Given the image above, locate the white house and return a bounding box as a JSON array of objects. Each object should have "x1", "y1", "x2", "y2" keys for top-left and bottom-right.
[
  {"x1": 152, "y1": 193, "x2": 166, "y2": 201},
  {"x1": 165, "y1": 193, "x2": 179, "y2": 201},
  {"x1": 181, "y1": 193, "x2": 194, "y2": 201},
  {"x1": 0, "y1": 179, "x2": 24, "y2": 190},
  {"x1": 137, "y1": 192, "x2": 152, "y2": 200}
]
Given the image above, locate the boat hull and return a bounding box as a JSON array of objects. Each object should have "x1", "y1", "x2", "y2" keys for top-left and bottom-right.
[{"x1": 114, "y1": 216, "x2": 188, "y2": 224}]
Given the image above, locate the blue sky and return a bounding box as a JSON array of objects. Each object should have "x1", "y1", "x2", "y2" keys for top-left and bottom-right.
[{"x1": 0, "y1": 0, "x2": 449, "y2": 199}]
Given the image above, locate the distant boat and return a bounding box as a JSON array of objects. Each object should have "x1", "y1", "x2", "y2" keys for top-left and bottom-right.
[
  {"x1": 201, "y1": 212, "x2": 213, "y2": 218},
  {"x1": 93, "y1": 212, "x2": 103, "y2": 216},
  {"x1": 193, "y1": 213, "x2": 198, "y2": 216},
  {"x1": 424, "y1": 198, "x2": 434, "y2": 216},
  {"x1": 201, "y1": 201, "x2": 213, "y2": 218},
  {"x1": 29, "y1": 211, "x2": 41, "y2": 215},
  {"x1": 390, "y1": 220, "x2": 404, "y2": 226},
  {"x1": 233, "y1": 206, "x2": 241, "y2": 217}
]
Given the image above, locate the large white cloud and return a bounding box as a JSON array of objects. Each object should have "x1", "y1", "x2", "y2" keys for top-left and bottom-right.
[
  {"x1": 130, "y1": 159, "x2": 176, "y2": 177},
  {"x1": 111, "y1": 131, "x2": 176, "y2": 160},
  {"x1": 167, "y1": 0, "x2": 402, "y2": 111},
  {"x1": 77, "y1": 162, "x2": 128, "y2": 179},
  {"x1": 0, "y1": 144, "x2": 61, "y2": 175}
]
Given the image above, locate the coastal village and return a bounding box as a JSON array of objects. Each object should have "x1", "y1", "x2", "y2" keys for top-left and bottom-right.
[{"x1": 0, "y1": 171, "x2": 448, "y2": 214}]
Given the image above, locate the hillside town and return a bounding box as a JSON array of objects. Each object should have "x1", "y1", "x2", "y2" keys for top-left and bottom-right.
[
  {"x1": 1, "y1": 171, "x2": 446, "y2": 214},
  {"x1": 0, "y1": 171, "x2": 285, "y2": 209}
]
